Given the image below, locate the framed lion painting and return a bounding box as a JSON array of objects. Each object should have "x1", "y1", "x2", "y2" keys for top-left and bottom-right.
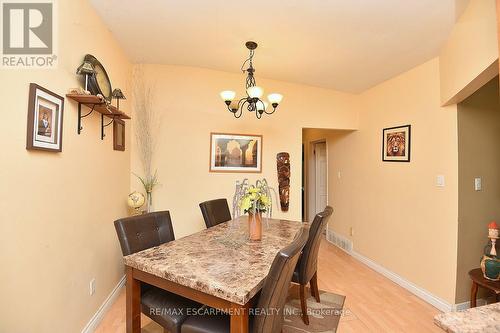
[{"x1": 382, "y1": 125, "x2": 411, "y2": 162}]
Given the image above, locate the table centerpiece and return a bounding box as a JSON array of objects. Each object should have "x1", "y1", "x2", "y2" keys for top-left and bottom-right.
[{"x1": 240, "y1": 183, "x2": 271, "y2": 241}]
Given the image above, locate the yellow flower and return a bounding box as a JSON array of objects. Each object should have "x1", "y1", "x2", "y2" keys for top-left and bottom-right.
[
  {"x1": 240, "y1": 196, "x2": 252, "y2": 212},
  {"x1": 248, "y1": 187, "x2": 261, "y2": 194},
  {"x1": 260, "y1": 194, "x2": 270, "y2": 207}
]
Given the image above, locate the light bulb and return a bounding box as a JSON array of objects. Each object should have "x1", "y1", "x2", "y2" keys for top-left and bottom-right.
[
  {"x1": 256, "y1": 100, "x2": 266, "y2": 111},
  {"x1": 229, "y1": 100, "x2": 239, "y2": 110},
  {"x1": 247, "y1": 86, "x2": 263, "y2": 98},
  {"x1": 267, "y1": 93, "x2": 283, "y2": 105},
  {"x1": 220, "y1": 90, "x2": 236, "y2": 102}
]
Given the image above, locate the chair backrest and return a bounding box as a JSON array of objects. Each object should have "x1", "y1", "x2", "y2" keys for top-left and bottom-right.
[
  {"x1": 295, "y1": 206, "x2": 333, "y2": 284},
  {"x1": 199, "y1": 198, "x2": 232, "y2": 228},
  {"x1": 252, "y1": 226, "x2": 309, "y2": 333},
  {"x1": 114, "y1": 211, "x2": 175, "y2": 256}
]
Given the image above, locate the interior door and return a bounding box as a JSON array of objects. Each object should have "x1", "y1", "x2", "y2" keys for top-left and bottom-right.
[{"x1": 314, "y1": 142, "x2": 327, "y2": 214}]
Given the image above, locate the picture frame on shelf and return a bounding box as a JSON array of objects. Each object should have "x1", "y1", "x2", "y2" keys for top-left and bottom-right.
[
  {"x1": 113, "y1": 118, "x2": 125, "y2": 151},
  {"x1": 26, "y1": 83, "x2": 64, "y2": 152},
  {"x1": 382, "y1": 125, "x2": 411, "y2": 162},
  {"x1": 209, "y1": 132, "x2": 262, "y2": 173}
]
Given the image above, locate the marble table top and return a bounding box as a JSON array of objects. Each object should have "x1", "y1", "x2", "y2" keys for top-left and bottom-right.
[
  {"x1": 124, "y1": 216, "x2": 305, "y2": 305},
  {"x1": 434, "y1": 303, "x2": 500, "y2": 333}
]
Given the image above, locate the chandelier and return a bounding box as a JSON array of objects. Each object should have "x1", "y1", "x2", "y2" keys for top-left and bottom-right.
[{"x1": 220, "y1": 41, "x2": 283, "y2": 119}]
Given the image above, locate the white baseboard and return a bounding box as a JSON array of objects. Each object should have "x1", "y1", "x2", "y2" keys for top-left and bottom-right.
[
  {"x1": 350, "y1": 250, "x2": 453, "y2": 312},
  {"x1": 81, "y1": 275, "x2": 126, "y2": 333},
  {"x1": 454, "y1": 301, "x2": 470, "y2": 311},
  {"x1": 324, "y1": 231, "x2": 456, "y2": 312},
  {"x1": 453, "y1": 297, "x2": 488, "y2": 311}
]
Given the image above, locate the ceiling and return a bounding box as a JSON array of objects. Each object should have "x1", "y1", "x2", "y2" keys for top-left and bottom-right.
[{"x1": 90, "y1": 0, "x2": 467, "y2": 93}]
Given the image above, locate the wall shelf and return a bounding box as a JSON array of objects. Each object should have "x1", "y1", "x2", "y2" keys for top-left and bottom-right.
[{"x1": 66, "y1": 94, "x2": 131, "y2": 140}]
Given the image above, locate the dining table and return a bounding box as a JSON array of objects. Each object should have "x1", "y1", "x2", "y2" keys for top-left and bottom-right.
[{"x1": 123, "y1": 216, "x2": 305, "y2": 333}]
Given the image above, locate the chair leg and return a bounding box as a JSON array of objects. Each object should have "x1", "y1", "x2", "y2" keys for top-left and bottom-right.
[
  {"x1": 299, "y1": 284, "x2": 309, "y2": 325},
  {"x1": 310, "y1": 272, "x2": 321, "y2": 303}
]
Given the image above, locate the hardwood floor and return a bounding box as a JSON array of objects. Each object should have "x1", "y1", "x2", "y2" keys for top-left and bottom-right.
[{"x1": 96, "y1": 239, "x2": 443, "y2": 332}]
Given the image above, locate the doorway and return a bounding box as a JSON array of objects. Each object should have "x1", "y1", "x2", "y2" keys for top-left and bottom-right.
[
  {"x1": 314, "y1": 141, "x2": 328, "y2": 215},
  {"x1": 304, "y1": 140, "x2": 328, "y2": 222}
]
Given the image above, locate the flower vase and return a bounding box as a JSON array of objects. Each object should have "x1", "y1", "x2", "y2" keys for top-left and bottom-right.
[
  {"x1": 248, "y1": 212, "x2": 262, "y2": 241},
  {"x1": 146, "y1": 192, "x2": 153, "y2": 213}
]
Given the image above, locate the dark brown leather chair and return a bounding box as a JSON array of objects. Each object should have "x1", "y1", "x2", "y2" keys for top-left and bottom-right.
[
  {"x1": 293, "y1": 206, "x2": 333, "y2": 325},
  {"x1": 181, "y1": 226, "x2": 309, "y2": 333},
  {"x1": 114, "y1": 211, "x2": 201, "y2": 333},
  {"x1": 199, "y1": 198, "x2": 232, "y2": 228}
]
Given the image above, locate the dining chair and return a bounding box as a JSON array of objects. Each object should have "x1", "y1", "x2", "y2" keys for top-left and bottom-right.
[
  {"x1": 199, "y1": 198, "x2": 232, "y2": 228},
  {"x1": 114, "y1": 211, "x2": 202, "y2": 333},
  {"x1": 293, "y1": 206, "x2": 334, "y2": 325},
  {"x1": 180, "y1": 226, "x2": 309, "y2": 333}
]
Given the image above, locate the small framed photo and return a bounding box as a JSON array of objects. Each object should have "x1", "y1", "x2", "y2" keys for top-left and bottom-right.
[
  {"x1": 113, "y1": 118, "x2": 125, "y2": 151},
  {"x1": 382, "y1": 125, "x2": 411, "y2": 162},
  {"x1": 209, "y1": 132, "x2": 262, "y2": 173},
  {"x1": 26, "y1": 83, "x2": 64, "y2": 152}
]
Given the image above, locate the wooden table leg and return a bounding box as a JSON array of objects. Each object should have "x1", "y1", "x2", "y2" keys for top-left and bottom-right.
[
  {"x1": 470, "y1": 281, "x2": 478, "y2": 308},
  {"x1": 230, "y1": 302, "x2": 249, "y2": 333},
  {"x1": 126, "y1": 266, "x2": 141, "y2": 333}
]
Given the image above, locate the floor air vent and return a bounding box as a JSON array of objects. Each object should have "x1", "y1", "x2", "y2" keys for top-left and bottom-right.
[{"x1": 326, "y1": 229, "x2": 353, "y2": 253}]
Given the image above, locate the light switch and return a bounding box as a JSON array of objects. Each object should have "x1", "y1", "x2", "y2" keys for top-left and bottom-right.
[
  {"x1": 436, "y1": 175, "x2": 445, "y2": 187},
  {"x1": 474, "y1": 177, "x2": 482, "y2": 191},
  {"x1": 337, "y1": 171, "x2": 341, "y2": 179}
]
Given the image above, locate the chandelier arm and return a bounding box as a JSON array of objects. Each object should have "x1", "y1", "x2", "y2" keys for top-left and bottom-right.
[
  {"x1": 236, "y1": 98, "x2": 248, "y2": 118},
  {"x1": 238, "y1": 97, "x2": 247, "y2": 109},
  {"x1": 263, "y1": 106, "x2": 277, "y2": 115}
]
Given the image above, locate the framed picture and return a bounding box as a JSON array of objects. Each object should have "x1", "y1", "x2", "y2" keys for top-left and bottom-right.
[
  {"x1": 209, "y1": 132, "x2": 262, "y2": 173},
  {"x1": 382, "y1": 125, "x2": 411, "y2": 162},
  {"x1": 113, "y1": 118, "x2": 125, "y2": 151},
  {"x1": 26, "y1": 83, "x2": 64, "y2": 152}
]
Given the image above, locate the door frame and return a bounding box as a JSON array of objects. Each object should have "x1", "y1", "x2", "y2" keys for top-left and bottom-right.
[{"x1": 307, "y1": 139, "x2": 328, "y2": 223}]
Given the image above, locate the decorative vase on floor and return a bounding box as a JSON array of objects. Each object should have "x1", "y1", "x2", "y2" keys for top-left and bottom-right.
[{"x1": 248, "y1": 212, "x2": 262, "y2": 241}]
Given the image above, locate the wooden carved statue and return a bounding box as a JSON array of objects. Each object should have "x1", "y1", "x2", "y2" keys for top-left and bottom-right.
[{"x1": 276, "y1": 152, "x2": 290, "y2": 212}]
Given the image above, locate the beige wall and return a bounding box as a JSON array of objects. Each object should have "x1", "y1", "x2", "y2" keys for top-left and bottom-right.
[
  {"x1": 130, "y1": 65, "x2": 359, "y2": 238},
  {"x1": 456, "y1": 77, "x2": 500, "y2": 303},
  {"x1": 304, "y1": 59, "x2": 459, "y2": 304},
  {"x1": 440, "y1": 0, "x2": 499, "y2": 105},
  {"x1": 0, "y1": 1, "x2": 131, "y2": 332}
]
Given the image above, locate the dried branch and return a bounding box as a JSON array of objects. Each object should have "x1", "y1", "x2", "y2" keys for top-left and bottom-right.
[{"x1": 132, "y1": 66, "x2": 162, "y2": 189}]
